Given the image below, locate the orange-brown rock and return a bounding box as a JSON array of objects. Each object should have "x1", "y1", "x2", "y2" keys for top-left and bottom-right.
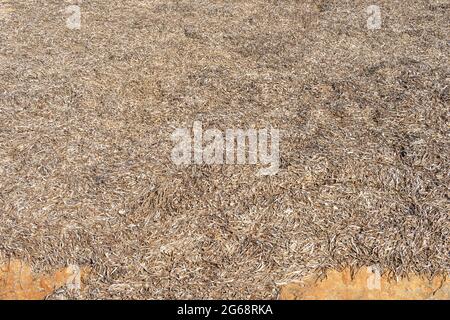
[
  {"x1": 0, "y1": 259, "x2": 87, "y2": 300},
  {"x1": 280, "y1": 267, "x2": 449, "y2": 300}
]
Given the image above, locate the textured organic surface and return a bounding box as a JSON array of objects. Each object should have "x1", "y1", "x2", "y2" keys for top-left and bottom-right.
[{"x1": 0, "y1": 1, "x2": 448, "y2": 299}]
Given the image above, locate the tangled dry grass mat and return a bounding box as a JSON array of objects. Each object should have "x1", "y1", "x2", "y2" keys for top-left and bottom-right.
[{"x1": 0, "y1": 1, "x2": 448, "y2": 299}]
